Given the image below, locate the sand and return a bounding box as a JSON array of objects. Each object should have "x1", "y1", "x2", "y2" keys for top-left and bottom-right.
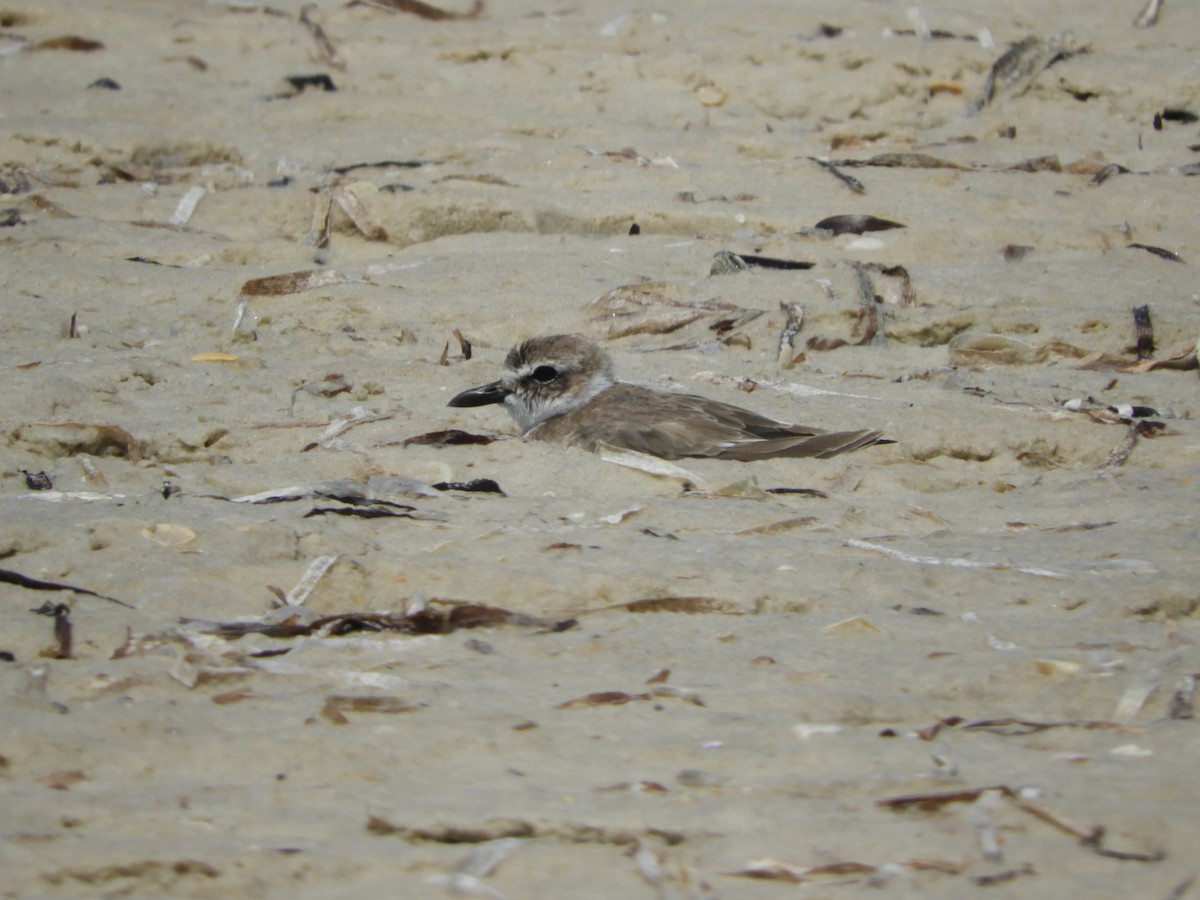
[{"x1": 2, "y1": 0, "x2": 1199, "y2": 896}]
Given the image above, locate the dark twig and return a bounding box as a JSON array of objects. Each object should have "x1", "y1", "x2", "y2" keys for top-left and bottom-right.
[
  {"x1": 1, "y1": 567, "x2": 132, "y2": 608},
  {"x1": 1133, "y1": 304, "x2": 1155, "y2": 359}
]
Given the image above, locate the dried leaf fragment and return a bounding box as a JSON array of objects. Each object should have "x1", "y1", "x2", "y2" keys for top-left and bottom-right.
[
  {"x1": 1006, "y1": 154, "x2": 1062, "y2": 172},
  {"x1": 304, "y1": 501, "x2": 422, "y2": 520},
  {"x1": 1128, "y1": 243, "x2": 1184, "y2": 263},
  {"x1": 1132, "y1": 304, "x2": 1155, "y2": 359},
  {"x1": 948, "y1": 333, "x2": 1035, "y2": 365},
  {"x1": 558, "y1": 690, "x2": 650, "y2": 708},
  {"x1": 196, "y1": 599, "x2": 562, "y2": 640},
  {"x1": 605, "y1": 310, "x2": 705, "y2": 339},
  {"x1": 727, "y1": 859, "x2": 876, "y2": 883},
  {"x1": 815, "y1": 214, "x2": 905, "y2": 236},
  {"x1": 31, "y1": 36, "x2": 104, "y2": 51},
  {"x1": 598, "y1": 596, "x2": 743, "y2": 614},
  {"x1": 837, "y1": 152, "x2": 967, "y2": 170},
  {"x1": 808, "y1": 156, "x2": 865, "y2": 193},
  {"x1": 298, "y1": 4, "x2": 345, "y2": 70},
  {"x1": 403, "y1": 429, "x2": 499, "y2": 447},
  {"x1": 736, "y1": 516, "x2": 817, "y2": 535},
  {"x1": 211, "y1": 689, "x2": 255, "y2": 705},
  {"x1": 960, "y1": 717, "x2": 1122, "y2": 735},
  {"x1": 321, "y1": 694, "x2": 419, "y2": 724},
  {"x1": 38, "y1": 769, "x2": 89, "y2": 790},
  {"x1": 0, "y1": 567, "x2": 131, "y2": 608},
  {"x1": 365, "y1": 0, "x2": 484, "y2": 20},
  {"x1": 879, "y1": 784, "x2": 1016, "y2": 812},
  {"x1": 240, "y1": 269, "x2": 351, "y2": 297},
  {"x1": 588, "y1": 281, "x2": 684, "y2": 311},
  {"x1": 433, "y1": 478, "x2": 505, "y2": 495},
  {"x1": 32, "y1": 601, "x2": 73, "y2": 659}
]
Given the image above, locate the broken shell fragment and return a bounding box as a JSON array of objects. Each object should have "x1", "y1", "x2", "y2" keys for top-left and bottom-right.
[
  {"x1": 695, "y1": 85, "x2": 727, "y2": 107},
  {"x1": 142, "y1": 522, "x2": 197, "y2": 547},
  {"x1": 948, "y1": 333, "x2": 1036, "y2": 366}
]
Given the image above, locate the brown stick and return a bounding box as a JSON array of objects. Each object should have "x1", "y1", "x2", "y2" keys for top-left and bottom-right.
[{"x1": 1132, "y1": 304, "x2": 1154, "y2": 359}]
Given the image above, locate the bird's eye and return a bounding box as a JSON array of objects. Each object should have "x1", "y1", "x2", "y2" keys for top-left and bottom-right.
[{"x1": 531, "y1": 365, "x2": 559, "y2": 383}]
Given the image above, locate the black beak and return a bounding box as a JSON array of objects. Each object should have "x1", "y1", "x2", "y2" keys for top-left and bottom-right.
[{"x1": 448, "y1": 380, "x2": 511, "y2": 408}]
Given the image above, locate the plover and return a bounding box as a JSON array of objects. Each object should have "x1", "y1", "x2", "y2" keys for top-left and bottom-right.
[{"x1": 448, "y1": 334, "x2": 885, "y2": 460}]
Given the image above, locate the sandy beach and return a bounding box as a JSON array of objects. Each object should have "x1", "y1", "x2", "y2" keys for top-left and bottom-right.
[{"x1": 2, "y1": 0, "x2": 1199, "y2": 896}]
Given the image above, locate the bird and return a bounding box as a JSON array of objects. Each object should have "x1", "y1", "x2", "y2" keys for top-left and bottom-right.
[{"x1": 447, "y1": 334, "x2": 885, "y2": 461}]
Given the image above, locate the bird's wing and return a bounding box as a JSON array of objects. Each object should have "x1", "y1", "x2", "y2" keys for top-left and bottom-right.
[
  {"x1": 713, "y1": 429, "x2": 885, "y2": 460},
  {"x1": 533, "y1": 384, "x2": 883, "y2": 460}
]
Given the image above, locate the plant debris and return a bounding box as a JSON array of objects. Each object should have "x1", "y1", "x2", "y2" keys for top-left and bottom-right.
[
  {"x1": 594, "y1": 596, "x2": 744, "y2": 615},
  {"x1": 776, "y1": 301, "x2": 804, "y2": 369},
  {"x1": 226, "y1": 477, "x2": 436, "y2": 506},
  {"x1": 808, "y1": 156, "x2": 865, "y2": 193},
  {"x1": 606, "y1": 309, "x2": 705, "y2": 339},
  {"x1": 1, "y1": 567, "x2": 131, "y2": 608},
  {"x1": 32, "y1": 601, "x2": 73, "y2": 659},
  {"x1": 303, "y1": 500, "x2": 423, "y2": 520},
  {"x1": 284, "y1": 73, "x2": 337, "y2": 94},
  {"x1": 1132, "y1": 304, "x2": 1155, "y2": 359},
  {"x1": 1128, "y1": 243, "x2": 1184, "y2": 263},
  {"x1": 30, "y1": 36, "x2": 105, "y2": 52},
  {"x1": 298, "y1": 4, "x2": 344, "y2": 70},
  {"x1": 764, "y1": 486, "x2": 828, "y2": 497},
  {"x1": 737, "y1": 253, "x2": 815, "y2": 270},
  {"x1": 726, "y1": 859, "x2": 877, "y2": 884},
  {"x1": 1077, "y1": 341, "x2": 1198, "y2": 373},
  {"x1": 301, "y1": 406, "x2": 394, "y2": 452},
  {"x1": 815, "y1": 214, "x2": 905, "y2": 236},
  {"x1": 835, "y1": 152, "x2": 967, "y2": 170},
  {"x1": 880, "y1": 784, "x2": 1165, "y2": 862},
  {"x1": 195, "y1": 599, "x2": 571, "y2": 640},
  {"x1": 972, "y1": 864, "x2": 1037, "y2": 886},
  {"x1": 1133, "y1": 0, "x2": 1163, "y2": 27},
  {"x1": 240, "y1": 269, "x2": 352, "y2": 296},
  {"x1": 321, "y1": 694, "x2": 420, "y2": 724},
  {"x1": 1101, "y1": 420, "x2": 1166, "y2": 469},
  {"x1": 403, "y1": 428, "x2": 501, "y2": 447},
  {"x1": 958, "y1": 716, "x2": 1126, "y2": 736},
  {"x1": 358, "y1": 0, "x2": 484, "y2": 20},
  {"x1": 432, "y1": 478, "x2": 505, "y2": 495},
  {"x1": 583, "y1": 146, "x2": 677, "y2": 167},
  {"x1": 558, "y1": 685, "x2": 704, "y2": 708}
]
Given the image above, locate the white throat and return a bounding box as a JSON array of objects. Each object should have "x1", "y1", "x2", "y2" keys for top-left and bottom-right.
[{"x1": 505, "y1": 371, "x2": 615, "y2": 434}]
